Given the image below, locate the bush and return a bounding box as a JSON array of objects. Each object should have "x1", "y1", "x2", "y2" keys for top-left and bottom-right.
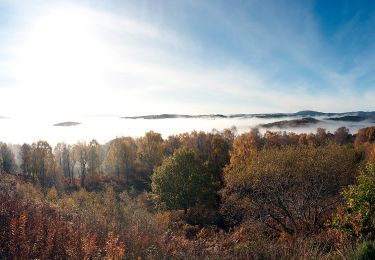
[
  {"x1": 340, "y1": 163, "x2": 375, "y2": 239},
  {"x1": 350, "y1": 241, "x2": 375, "y2": 260}
]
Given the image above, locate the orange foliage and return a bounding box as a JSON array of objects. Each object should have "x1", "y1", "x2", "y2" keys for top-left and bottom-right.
[{"x1": 0, "y1": 179, "x2": 124, "y2": 259}]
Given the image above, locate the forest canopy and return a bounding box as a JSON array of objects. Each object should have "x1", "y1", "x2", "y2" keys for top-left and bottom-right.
[{"x1": 0, "y1": 126, "x2": 375, "y2": 259}]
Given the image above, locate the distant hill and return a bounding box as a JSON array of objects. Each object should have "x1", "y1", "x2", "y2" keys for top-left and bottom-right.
[
  {"x1": 295, "y1": 110, "x2": 324, "y2": 116},
  {"x1": 121, "y1": 111, "x2": 375, "y2": 120},
  {"x1": 122, "y1": 114, "x2": 226, "y2": 119},
  {"x1": 54, "y1": 122, "x2": 81, "y2": 127},
  {"x1": 122, "y1": 114, "x2": 191, "y2": 119},
  {"x1": 255, "y1": 110, "x2": 336, "y2": 118},
  {"x1": 259, "y1": 117, "x2": 320, "y2": 128},
  {"x1": 253, "y1": 113, "x2": 289, "y2": 118},
  {"x1": 355, "y1": 111, "x2": 375, "y2": 117},
  {"x1": 326, "y1": 116, "x2": 375, "y2": 122}
]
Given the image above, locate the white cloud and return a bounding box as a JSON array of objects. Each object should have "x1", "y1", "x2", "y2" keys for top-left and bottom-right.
[{"x1": 0, "y1": 0, "x2": 373, "y2": 119}]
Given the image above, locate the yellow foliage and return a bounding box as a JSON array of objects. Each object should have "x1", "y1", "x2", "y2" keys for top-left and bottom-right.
[
  {"x1": 368, "y1": 143, "x2": 375, "y2": 163},
  {"x1": 46, "y1": 187, "x2": 59, "y2": 205},
  {"x1": 15, "y1": 182, "x2": 43, "y2": 203},
  {"x1": 61, "y1": 196, "x2": 77, "y2": 211}
]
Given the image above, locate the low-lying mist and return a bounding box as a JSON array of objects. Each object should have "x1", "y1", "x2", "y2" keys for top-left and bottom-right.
[{"x1": 0, "y1": 115, "x2": 374, "y2": 146}]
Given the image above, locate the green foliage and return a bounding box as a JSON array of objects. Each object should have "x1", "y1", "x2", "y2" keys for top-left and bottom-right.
[
  {"x1": 152, "y1": 148, "x2": 215, "y2": 212},
  {"x1": 341, "y1": 163, "x2": 375, "y2": 238},
  {"x1": 350, "y1": 241, "x2": 375, "y2": 260}
]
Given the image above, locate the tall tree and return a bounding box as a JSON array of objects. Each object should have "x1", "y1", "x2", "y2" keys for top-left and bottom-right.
[
  {"x1": 137, "y1": 131, "x2": 164, "y2": 176},
  {"x1": 31, "y1": 141, "x2": 58, "y2": 187},
  {"x1": 315, "y1": 128, "x2": 328, "y2": 145},
  {"x1": 20, "y1": 143, "x2": 32, "y2": 176},
  {"x1": 163, "y1": 135, "x2": 181, "y2": 157},
  {"x1": 152, "y1": 148, "x2": 214, "y2": 213},
  {"x1": 73, "y1": 142, "x2": 88, "y2": 188},
  {"x1": 0, "y1": 143, "x2": 16, "y2": 174},
  {"x1": 105, "y1": 137, "x2": 137, "y2": 180},
  {"x1": 54, "y1": 143, "x2": 73, "y2": 183},
  {"x1": 207, "y1": 134, "x2": 231, "y2": 189},
  {"x1": 87, "y1": 139, "x2": 101, "y2": 177},
  {"x1": 334, "y1": 126, "x2": 350, "y2": 144}
]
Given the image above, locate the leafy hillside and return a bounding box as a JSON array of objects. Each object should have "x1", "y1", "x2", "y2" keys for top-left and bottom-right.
[{"x1": 1, "y1": 126, "x2": 375, "y2": 258}]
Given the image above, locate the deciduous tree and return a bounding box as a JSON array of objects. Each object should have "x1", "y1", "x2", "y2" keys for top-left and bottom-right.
[
  {"x1": 73, "y1": 142, "x2": 88, "y2": 188},
  {"x1": 0, "y1": 143, "x2": 16, "y2": 174},
  {"x1": 221, "y1": 144, "x2": 358, "y2": 234},
  {"x1": 137, "y1": 131, "x2": 164, "y2": 177},
  {"x1": 87, "y1": 139, "x2": 101, "y2": 177},
  {"x1": 31, "y1": 141, "x2": 59, "y2": 187},
  {"x1": 20, "y1": 143, "x2": 32, "y2": 176},
  {"x1": 152, "y1": 148, "x2": 214, "y2": 213},
  {"x1": 105, "y1": 137, "x2": 137, "y2": 180}
]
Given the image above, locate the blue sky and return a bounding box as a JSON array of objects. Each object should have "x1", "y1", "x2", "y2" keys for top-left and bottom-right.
[{"x1": 0, "y1": 0, "x2": 374, "y2": 117}]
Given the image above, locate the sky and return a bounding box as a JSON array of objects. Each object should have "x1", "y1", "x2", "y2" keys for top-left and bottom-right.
[{"x1": 0, "y1": 0, "x2": 374, "y2": 118}]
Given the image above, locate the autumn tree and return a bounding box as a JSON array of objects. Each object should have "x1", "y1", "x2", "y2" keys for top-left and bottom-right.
[
  {"x1": 20, "y1": 143, "x2": 32, "y2": 176},
  {"x1": 105, "y1": 137, "x2": 137, "y2": 180},
  {"x1": 72, "y1": 142, "x2": 89, "y2": 188},
  {"x1": 178, "y1": 131, "x2": 213, "y2": 162},
  {"x1": 137, "y1": 131, "x2": 164, "y2": 178},
  {"x1": 287, "y1": 132, "x2": 300, "y2": 145},
  {"x1": 221, "y1": 126, "x2": 237, "y2": 146},
  {"x1": 368, "y1": 144, "x2": 375, "y2": 163},
  {"x1": 54, "y1": 143, "x2": 74, "y2": 184},
  {"x1": 87, "y1": 139, "x2": 101, "y2": 177},
  {"x1": 355, "y1": 126, "x2": 375, "y2": 146},
  {"x1": 221, "y1": 144, "x2": 358, "y2": 233},
  {"x1": 315, "y1": 127, "x2": 328, "y2": 145},
  {"x1": 334, "y1": 126, "x2": 350, "y2": 144},
  {"x1": 263, "y1": 131, "x2": 287, "y2": 148},
  {"x1": 65, "y1": 144, "x2": 75, "y2": 184},
  {"x1": 219, "y1": 131, "x2": 262, "y2": 225},
  {"x1": 54, "y1": 143, "x2": 64, "y2": 167},
  {"x1": 163, "y1": 135, "x2": 181, "y2": 157},
  {"x1": 224, "y1": 131, "x2": 259, "y2": 177},
  {"x1": 152, "y1": 148, "x2": 214, "y2": 213},
  {"x1": 207, "y1": 134, "x2": 231, "y2": 189},
  {"x1": 0, "y1": 143, "x2": 16, "y2": 174},
  {"x1": 31, "y1": 141, "x2": 59, "y2": 187}
]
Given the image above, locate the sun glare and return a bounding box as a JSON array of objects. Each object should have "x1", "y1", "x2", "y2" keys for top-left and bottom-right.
[
  {"x1": 16, "y1": 8, "x2": 108, "y2": 92},
  {"x1": 10, "y1": 7, "x2": 115, "y2": 117}
]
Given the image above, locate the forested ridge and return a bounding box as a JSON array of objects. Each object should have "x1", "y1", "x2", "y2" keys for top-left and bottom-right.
[{"x1": 1, "y1": 126, "x2": 375, "y2": 259}]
